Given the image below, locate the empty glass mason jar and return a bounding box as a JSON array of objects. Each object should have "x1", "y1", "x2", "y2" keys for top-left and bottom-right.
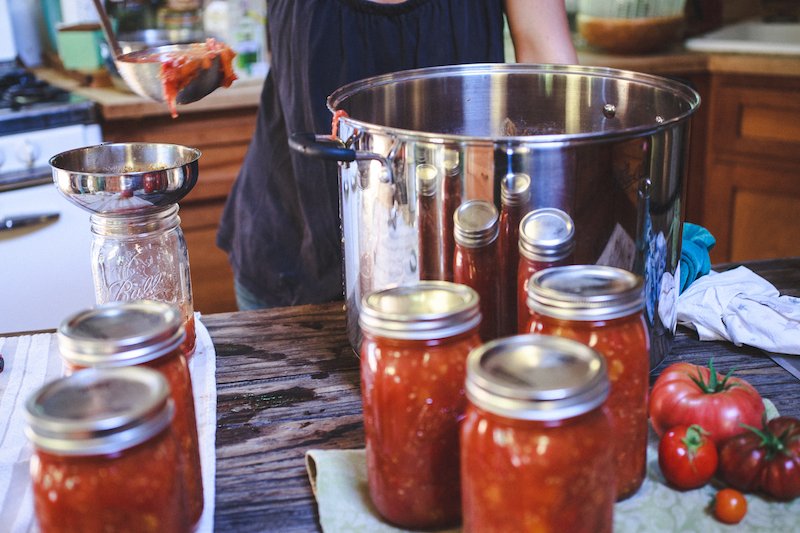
[{"x1": 90, "y1": 204, "x2": 196, "y2": 354}]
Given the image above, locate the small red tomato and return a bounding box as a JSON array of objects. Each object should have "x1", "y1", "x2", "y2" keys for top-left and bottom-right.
[
  {"x1": 658, "y1": 424, "x2": 719, "y2": 489},
  {"x1": 714, "y1": 488, "x2": 747, "y2": 524}
]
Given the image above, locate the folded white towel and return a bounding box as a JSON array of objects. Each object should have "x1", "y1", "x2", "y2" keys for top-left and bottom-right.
[{"x1": 677, "y1": 266, "x2": 800, "y2": 355}]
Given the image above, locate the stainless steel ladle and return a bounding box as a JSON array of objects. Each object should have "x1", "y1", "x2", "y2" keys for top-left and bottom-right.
[{"x1": 91, "y1": 0, "x2": 225, "y2": 106}]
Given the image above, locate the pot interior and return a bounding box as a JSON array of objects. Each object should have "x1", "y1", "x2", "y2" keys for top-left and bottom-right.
[{"x1": 329, "y1": 64, "x2": 699, "y2": 141}]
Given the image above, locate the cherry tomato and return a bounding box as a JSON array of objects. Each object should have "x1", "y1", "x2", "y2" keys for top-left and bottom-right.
[
  {"x1": 649, "y1": 359, "x2": 764, "y2": 444},
  {"x1": 718, "y1": 416, "x2": 800, "y2": 501},
  {"x1": 658, "y1": 424, "x2": 718, "y2": 490},
  {"x1": 713, "y1": 488, "x2": 747, "y2": 524}
]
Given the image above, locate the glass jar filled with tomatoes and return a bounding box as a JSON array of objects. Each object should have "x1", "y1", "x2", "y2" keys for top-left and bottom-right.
[
  {"x1": 498, "y1": 173, "x2": 531, "y2": 336},
  {"x1": 454, "y1": 200, "x2": 500, "y2": 340},
  {"x1": 25, "y1": 367, "x2": 189, "y2": 533},
  {"x1": 526, "y1": 265, "x2": 650, "y2": 500},
  {"x1": 360, "y1": 281, "x2": 482, "y2": 529},
  {"x1": 461, "y1": 334, "x2": 615, "y2": 533},
  {"x1": 516, "y1": 207, "x2": 575, "y2": 333},
  {"x1": 57, "y1": 300, "x2": 204, "y2": 526}
]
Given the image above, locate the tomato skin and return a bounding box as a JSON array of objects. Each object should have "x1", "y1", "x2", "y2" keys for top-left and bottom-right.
[
  {"x1": 714, "y1": 488, "x2": 747, "y2": 524},
  {"x1": 718, "y1": 416, "x2": 800, "y2": 501},
  {"x1": 658, "y1": 425, "x2": 718, "y2": 490},
  {"x1": 649, "y1": 361, "x2": 764, "y2": 444}
]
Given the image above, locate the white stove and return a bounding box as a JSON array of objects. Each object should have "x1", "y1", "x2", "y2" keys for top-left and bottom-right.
[{"x1": 0, "y1": 60, "x2": 102, "y2": 333}]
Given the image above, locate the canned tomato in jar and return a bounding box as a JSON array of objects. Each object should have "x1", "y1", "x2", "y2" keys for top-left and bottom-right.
[
  {"x1": 25, "y1": 367, "x2": 188, "y2": 533},
  {"x1": 359, "y1": 281, "x2": 482, "y2": 529},
  {"x1": 57, "y1": 300, "x2": 203, "y2": 526},
  {"x1": 516, "y1": 207, "x2": 575, "y2": 333},
  {"x1": 461, "y1": 334, "x2": 615, "y2": 533},
  {"x1": 454, "y1": 200, "x2": 501, "y2": 341},
  {"x1": 526, "y1": 265, "x2": 650, "y2": 500}
]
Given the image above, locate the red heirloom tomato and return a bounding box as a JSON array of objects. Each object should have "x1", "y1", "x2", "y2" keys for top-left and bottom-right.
[
  {"x1": 658, "y1": 424, "x2": 718, "y2": 490},
  {"x1": 713, "y1": 488, "x2": 748, "y2": 524},
  {"x1": 718, "y1": 416, "x2": 800, "y2": 501},
  {"x1": 649, "y1": 360, "x2": 764, "y2": 444}
]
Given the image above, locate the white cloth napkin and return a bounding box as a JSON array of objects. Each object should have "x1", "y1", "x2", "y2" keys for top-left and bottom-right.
[
  {"x1": 677, "y1": 266, "x2": 800, "y2": 355},
  {"x1": 0, "y1": 314, "x2": 217, "y2": 533}
]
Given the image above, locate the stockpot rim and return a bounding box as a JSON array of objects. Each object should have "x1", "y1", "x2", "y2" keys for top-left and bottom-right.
[{"x1": 327, "y1": 63, "x2": 701, "y2": 147}]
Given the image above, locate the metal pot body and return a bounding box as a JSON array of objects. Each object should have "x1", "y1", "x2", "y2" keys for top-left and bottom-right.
[{"x1": 301, "y1": 64, "x2": 699, "y2": 368}]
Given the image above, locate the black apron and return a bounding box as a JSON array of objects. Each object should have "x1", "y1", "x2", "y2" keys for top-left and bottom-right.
[{"x1": 217, "y1": 0, "x2": 506, "y2": 307}]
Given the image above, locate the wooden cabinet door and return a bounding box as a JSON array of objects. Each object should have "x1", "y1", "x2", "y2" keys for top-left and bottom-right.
[{"x1": 703, "y1": 74, "x2": 800, "y2": 262}]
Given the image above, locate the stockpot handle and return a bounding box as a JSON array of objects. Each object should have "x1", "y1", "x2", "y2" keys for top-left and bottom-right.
[
  {"x1": 289, "y1": 133, "x2": 356, "y2": 162},
  {"x1": 289, "y1": 133, "x2": 395, "y2": 183}
]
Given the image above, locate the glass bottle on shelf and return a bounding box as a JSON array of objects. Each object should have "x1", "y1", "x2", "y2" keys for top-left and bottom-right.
[{"x1": 90, "y1": 204, "x2": 196, "y2": 355}]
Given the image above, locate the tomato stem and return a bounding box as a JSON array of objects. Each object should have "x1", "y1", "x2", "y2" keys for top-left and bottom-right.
[
  {"x1": 690, "y1": 359, "x2": 739, "y2": 394},
  {"x1": 741, "y1": 422, "x2": 787, "y2": 460}
]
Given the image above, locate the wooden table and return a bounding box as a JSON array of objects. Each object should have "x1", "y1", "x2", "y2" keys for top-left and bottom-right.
[{"x1": 206, "y1": 257, "x2": 800, "y2": 532}]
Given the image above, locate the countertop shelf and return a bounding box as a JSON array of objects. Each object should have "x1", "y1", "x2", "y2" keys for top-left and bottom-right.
[{"x1": 34, "y1": 68, "x2": 265, "y2": 120}]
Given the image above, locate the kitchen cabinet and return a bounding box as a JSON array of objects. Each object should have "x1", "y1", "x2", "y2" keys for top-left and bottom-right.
[
  {"x1": 102, "y1": 107, "x2": 257, "y2": 314},
  {"x1": 702, "y1": 73, "x2": 800, "y2": 263}
]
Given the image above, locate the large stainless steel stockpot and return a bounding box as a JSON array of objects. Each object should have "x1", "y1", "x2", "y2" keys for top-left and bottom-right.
[{"x1": 290, "y1": 63, "x2": 700, "y2": 368}]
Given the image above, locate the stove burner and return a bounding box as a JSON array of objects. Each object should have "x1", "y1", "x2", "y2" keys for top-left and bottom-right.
[{"x1": 0, "y1": 69, "x2": 70, "y2": 111}]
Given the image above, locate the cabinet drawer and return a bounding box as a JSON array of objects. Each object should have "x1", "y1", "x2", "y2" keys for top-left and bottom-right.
[{"x1": 712, "y1": 75, "x2": 800, "y2": 162}]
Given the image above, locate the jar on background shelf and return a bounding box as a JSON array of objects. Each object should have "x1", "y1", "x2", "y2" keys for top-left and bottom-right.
[
  {"x1": 90, "y1": 204, "x2": 195, "y2": 355},
  {"x1": 526, "y1": 265, "x2": 650, "y2": 500},
  {"x1": 57, "y1": 300, "x2": 203, "y2": 527},
  {"x1": 359, "y1": 282, "x2": 482, "y2": 529},
  {"x1": 453, "y1": 200, "x2": 500, "y2": 341},
  {"x1": 461, "y1": 334, "x2": 615, "y2": 532},
  {"x1": 25, "y1": 367, "x2": 189, "y2": 532},
  {"x1": 516, "y1": 207, "x2": 575, "y2": 332}
]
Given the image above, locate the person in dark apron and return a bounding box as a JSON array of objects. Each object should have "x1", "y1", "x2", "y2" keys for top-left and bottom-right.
[{"x1": 217, "y1": 0, "x2": 576, "y2": 309}]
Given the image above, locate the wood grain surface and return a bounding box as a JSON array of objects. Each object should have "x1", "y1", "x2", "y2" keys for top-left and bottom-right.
[{"x1": 206, "y1": 257, "x2": 800, "y2": 532}]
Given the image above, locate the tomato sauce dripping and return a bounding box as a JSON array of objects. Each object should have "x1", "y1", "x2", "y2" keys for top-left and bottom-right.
[{"x1": 331, "y1": 109, "x2": 349, "y2": 139}]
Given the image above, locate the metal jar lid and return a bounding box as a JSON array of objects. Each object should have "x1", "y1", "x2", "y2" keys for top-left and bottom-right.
[
  {"x1": 25, "y1": 367, "x2": 174, "y2": 455},
  {"x1": 527, "y1": 265, "x2": 644, "y2": 321},
  {"x1": 465, "y1": 334, "x2": 609, "y2": 421},
  {"x1": 360, "y1": 281, "x2": 481, "y2": 341},
  {"x1": 500, "y1": 173, "x2": 531, "y2": 207},
  {"x1": 453, "y1": 200, "x2": 499, "y2": 248},
  {"x1": 518, "y1": 208, "x2": 575, "y2": 262},
  {"x1": 416, "y1": 164, "x2": 439, "y2": 196},
  {"x1": 58, "y1": 300, "x2": 185, "y2": 367}
]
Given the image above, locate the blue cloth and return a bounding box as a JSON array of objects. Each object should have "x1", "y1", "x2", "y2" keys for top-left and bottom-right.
[{"x1": 680, "y1": 222, "x2": 716, "y2": 293}]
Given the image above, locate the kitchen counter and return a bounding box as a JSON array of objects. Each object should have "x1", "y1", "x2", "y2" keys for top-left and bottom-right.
[
  {"x1": 577, "y1": 46, "x2": 800, "y2": 77},
  {"x1": 33, "y1": 67, "x2": 264, "y2": 120},
  {"x1": 207, "y1": 257, "x2": 800, "y2": 532}
]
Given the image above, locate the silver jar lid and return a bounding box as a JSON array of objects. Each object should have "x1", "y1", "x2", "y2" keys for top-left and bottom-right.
[
  {"x1": 58, "y1": 300, "x2": 185, "y2": 367},
  {"x1": 25, "y1": 367, "x2": 174, "y2": 455},
  {"x1": 500, "y1": 173, "x2": 531, "y2": 207},
  {"x1": 527, "y1": 265, "x2": 644, "y2": 321},
  {"x1": 443, "y1": 149, "x2": 460, "y2": 176},
  {"x1": 360, "y1": 281, "x2": 481, "y2": 341},
  {"x1": 416, "y1": 164, "x2": 439, "y2": 196},
  {"x1": 466, "y1": 334, "x2": 609, "y2": 421},
  {"x1": 518, "y1": 208, "x2": 575, "y2": 262},
  {"x1": 453, "y1": 200, "x2": 499, "y2": 248}
]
